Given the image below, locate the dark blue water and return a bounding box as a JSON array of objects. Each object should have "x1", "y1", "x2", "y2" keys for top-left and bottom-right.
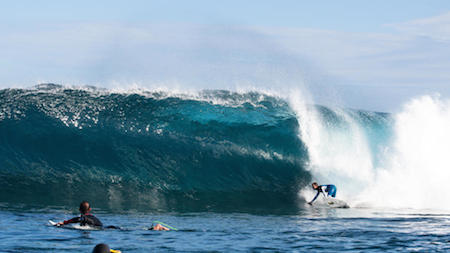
[{"x1": 0, "y1": 206, "x2": 448, "y2": 252}]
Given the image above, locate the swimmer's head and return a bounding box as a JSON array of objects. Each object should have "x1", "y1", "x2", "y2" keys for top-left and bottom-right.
[
  {"x1": 92, "y1": 243, "x2": 110, "y2": 253},
  {"x1": 79, "y1": 201, "x2": 91, "y2": 214},
  {"x1": 312, "y1": 182, "x2": 319, "y2": 190}
]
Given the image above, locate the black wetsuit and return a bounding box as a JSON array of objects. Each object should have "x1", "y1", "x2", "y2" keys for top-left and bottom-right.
[{"x1": 63, "y1": 213, "x2": 103, "y2": 227}]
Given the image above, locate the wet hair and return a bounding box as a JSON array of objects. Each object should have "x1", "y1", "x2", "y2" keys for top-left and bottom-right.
[
  {"x1": 79, "y1": 201, "x2": 90, "y2": 214},
  {"x1": 92, "y1": 243, "x2": 110, "y2": 253},
  {"x1": 312, "y1": 182, "x2": 318, "y2": 187}
]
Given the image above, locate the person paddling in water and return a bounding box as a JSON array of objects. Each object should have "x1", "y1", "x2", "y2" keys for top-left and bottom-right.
[
  {"x1": 149, "y1": 223, "x2": 170, "y2": 231},
  {"x1": 57, "y1": 201, "x2": 103, "y2": 227},
  {"x1": 308, "y1": 182, "x2": 337, "y2": 205}
]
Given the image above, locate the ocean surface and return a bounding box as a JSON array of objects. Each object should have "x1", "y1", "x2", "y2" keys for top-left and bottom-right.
[
  {"x1": 0, "y1": 206, "x2": 449, "y2": 252},
  {"x1": 1, "y1": 84, "x2": 449, "y2": 252}
]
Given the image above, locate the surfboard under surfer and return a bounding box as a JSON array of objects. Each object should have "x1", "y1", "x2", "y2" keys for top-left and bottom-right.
[{"x1": 308, "y1": 182, "x2": 337, "y2": 205}]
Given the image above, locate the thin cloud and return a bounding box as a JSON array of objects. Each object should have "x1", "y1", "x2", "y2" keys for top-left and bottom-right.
[{"x1": 388, "y1": 11, "x2": 450, "y2": 41}]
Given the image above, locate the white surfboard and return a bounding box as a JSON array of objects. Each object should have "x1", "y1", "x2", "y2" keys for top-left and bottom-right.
[
  {"x1": 310, "y1": 197, "x2": 350, "y2": 208},
  {"x1": 48, "y1": 220, "x2": 59, "y2": 226},
  {"x1": 325, "y1": 198, "x2": 350, "y2": 208},
  {"x1": 48, "y1": 220, "x2": 98, "y2": 230}
]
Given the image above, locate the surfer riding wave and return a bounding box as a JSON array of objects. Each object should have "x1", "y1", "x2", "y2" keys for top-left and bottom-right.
[{"x1": 308, "y1": 182, "x2": 337, "y2": 205}]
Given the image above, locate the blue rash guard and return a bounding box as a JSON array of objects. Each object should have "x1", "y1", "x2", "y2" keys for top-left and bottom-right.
[{"x1": 310, "y1": 184, "x2": 337, "y2": 203}]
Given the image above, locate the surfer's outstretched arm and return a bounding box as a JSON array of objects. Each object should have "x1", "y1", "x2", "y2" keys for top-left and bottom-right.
[{"x1": 308, "y1": 191, "x2": 320, "y2": 205}]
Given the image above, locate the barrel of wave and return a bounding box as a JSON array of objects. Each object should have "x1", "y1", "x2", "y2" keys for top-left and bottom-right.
[{"x1": 287, "y1": 90, "x2": 379, "y2": 207}]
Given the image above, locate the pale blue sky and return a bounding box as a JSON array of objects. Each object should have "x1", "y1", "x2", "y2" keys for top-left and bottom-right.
[
  {"x1": 1, "y1": 1, "x2": 450, "y2": 111},
  {"x1": 2, "y1": 1, "x2": 449, "y2": 31}
]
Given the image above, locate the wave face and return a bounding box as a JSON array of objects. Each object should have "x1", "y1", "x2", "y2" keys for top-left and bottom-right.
[
  {"x1": 4, "y1": 84, "x2": 445, "y2": 212},
  {"x1": 0, "y1": 84, "x2": 310, "y2": 212}
]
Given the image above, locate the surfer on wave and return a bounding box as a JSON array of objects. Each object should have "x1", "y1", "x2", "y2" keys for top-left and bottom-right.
[{"x1": 308, "y1": 182, "x2": 337, "y2": 205}]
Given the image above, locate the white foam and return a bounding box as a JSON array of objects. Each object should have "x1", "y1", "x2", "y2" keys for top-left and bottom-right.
[
  {"x1": 292, "y1": 92, "x2": 450, "y2": 211},
  {"x1": 360, "y1": 95, "x2": 450, "y2": 210},
  {"x1": 288, "y1": 90, "x2": 374, "y2": 203}
]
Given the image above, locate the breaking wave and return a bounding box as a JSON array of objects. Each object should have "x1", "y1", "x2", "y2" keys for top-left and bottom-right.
[{"x1": 1, "y1": 84, "x2": 448, "y2": 212}]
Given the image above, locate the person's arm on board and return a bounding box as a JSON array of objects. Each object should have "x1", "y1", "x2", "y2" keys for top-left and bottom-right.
[
  {"x1": 57, "y1": 216, "x2": 80, "y2": 226},
  {"x1": 308, "y1": 191, "x2": 320, "y2": 205}
]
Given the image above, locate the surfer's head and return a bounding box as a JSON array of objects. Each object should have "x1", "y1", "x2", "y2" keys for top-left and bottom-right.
[
  {"x1": 312, "y1": 182, "x2": 319, "y2": 190},
  {"x1": 79, "y1": 201, "x2": 91, "y2": 214}
]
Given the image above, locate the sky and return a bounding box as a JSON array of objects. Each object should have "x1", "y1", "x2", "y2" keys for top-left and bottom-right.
[{"x1": 1, "y1": 0, "x2": 450, "y2": 111}]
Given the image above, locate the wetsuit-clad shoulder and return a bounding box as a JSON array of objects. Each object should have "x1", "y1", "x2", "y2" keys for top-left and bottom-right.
[{"x1": 63, "y1": 213, "x2": 103, "y2": 227}]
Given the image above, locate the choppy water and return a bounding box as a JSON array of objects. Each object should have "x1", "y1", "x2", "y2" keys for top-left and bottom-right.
[{"x1": 0, "y1": 206, "x2": 448, "y2": 252}]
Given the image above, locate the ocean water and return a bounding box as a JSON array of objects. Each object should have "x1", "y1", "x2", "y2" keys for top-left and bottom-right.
[
  {"x1": 0, "y1": 206, "x2": 449, "y2": 252},
  {"x1": 1, "y1": 84, "x2": 450, "y2": 252}
]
